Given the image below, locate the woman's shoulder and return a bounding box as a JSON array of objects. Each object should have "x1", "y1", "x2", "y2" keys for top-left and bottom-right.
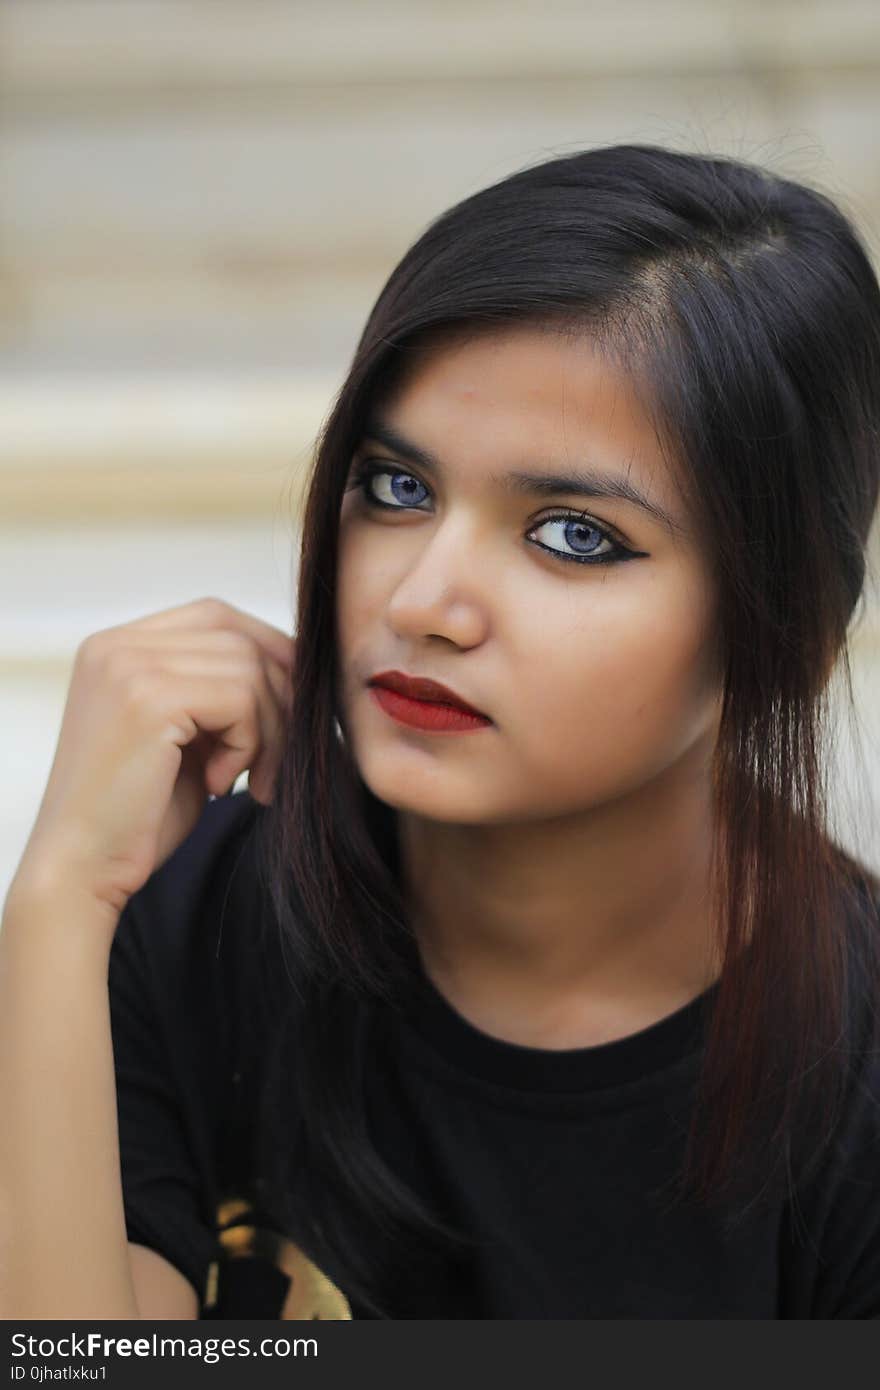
[
  {"x1": 124, "y1": 789, "x2": 264, "y2": 930},
  {"x1": 789, "y1": 864, "x2": 880, "y2": 1316},
  {"x1": 837, "y1": 848, "x2": 880, "y2": 1051},
  {"x1": 109, "y1": 789, "x2": 275, "y2": 1011},
  {"x1": 108, "y1": 790, "x2": 284, "y2": 1146}
]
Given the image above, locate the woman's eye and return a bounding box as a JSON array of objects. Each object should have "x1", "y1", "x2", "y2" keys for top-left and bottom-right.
[
  {"x1": 356, "y1": 465, "x2": 431, "y2": 509},
  {"x1": 528, "y1": 516, "x2": 620, "y2": 563},
  {"x1": 351, "y1": 462, "x2": 632, "y2": 566}
]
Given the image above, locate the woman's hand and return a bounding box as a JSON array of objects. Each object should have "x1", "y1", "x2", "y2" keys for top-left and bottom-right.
[{"x1": 8, "y1": 597, "x2": 294, "y2": 921}]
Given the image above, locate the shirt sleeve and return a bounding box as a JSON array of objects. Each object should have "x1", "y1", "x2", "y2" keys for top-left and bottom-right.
[
  {"x1": 780, "y1": 941, "x2": 880, "y2": 1318},
  {"x1": 107, "y1": 795, "x2": 258, "y2": 1310},
  {"x1": 808, "y1": 1056, "x2": 880, "y2": 1318},
  {"x1": 776, "y1": 878, "x2": 880, "y2": 1319}
]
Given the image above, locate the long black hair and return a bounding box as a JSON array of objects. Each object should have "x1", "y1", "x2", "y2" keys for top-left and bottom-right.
[{"x1": 251, "y1": 143, "x2": 880, "y2": 1317}]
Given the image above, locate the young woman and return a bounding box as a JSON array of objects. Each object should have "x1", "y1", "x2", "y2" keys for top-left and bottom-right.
[{"x1": 1, "y1": 143, "x2": 879, "y2": 1321}]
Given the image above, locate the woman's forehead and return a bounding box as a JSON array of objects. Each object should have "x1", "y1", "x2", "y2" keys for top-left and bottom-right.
[
  {"x1": 366, "y1": 324, "x2": 693, "y2": 539},
  {"x1": 375, "y1": 323, "x2": 661, "y2": 456}
]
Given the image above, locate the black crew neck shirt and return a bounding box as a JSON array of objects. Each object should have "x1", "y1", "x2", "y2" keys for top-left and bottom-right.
[{"x1": 107, "y1": 790, "x2": 880, "y2": 1319}]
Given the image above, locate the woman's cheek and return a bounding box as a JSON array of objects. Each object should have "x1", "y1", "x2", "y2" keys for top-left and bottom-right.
[
  {"x1": 514, "y1": 608, "x2": 707, "y2": 783},
  {"x1": 337, "y1": 529, "x2": 380, "y2": 645}
]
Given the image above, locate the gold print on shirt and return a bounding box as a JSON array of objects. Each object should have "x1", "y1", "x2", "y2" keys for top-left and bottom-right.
[{"x1": 204, "y1": 1196, "x2": 353, "y2": 1319}]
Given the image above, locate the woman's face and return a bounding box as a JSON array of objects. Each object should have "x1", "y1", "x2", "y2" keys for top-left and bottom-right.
[{"x1": 336, "y1": 324, "x2": 722, "y2": 825}]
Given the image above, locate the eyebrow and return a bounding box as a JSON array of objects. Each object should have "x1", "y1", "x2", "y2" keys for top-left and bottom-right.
[{"x1": 360, "y1": 416, "x2": 684, "y2": 537}]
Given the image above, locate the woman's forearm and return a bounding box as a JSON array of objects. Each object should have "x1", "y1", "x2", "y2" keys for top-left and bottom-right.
[{"x1": 0, "y1": 881, "x2": 141, "y2": 1319}]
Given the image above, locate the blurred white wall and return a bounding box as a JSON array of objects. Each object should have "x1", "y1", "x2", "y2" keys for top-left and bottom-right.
[{"x1": 1, "y1": 0, "x2": 878, "y2": 900}]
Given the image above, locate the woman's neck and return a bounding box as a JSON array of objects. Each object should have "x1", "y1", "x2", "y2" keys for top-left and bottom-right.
[{"x1": 397, "y1": 747, "x2": 723, "y2": 1049}]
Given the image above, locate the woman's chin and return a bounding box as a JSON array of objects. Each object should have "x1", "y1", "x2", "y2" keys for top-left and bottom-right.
[{"x1": 354, "y1": 761, "x2": 494, "y2": 825}]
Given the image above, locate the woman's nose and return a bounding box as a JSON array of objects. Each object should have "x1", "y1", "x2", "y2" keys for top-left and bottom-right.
[{"x1": 385, "y1": 514, "x2": 492, "y2": 648}]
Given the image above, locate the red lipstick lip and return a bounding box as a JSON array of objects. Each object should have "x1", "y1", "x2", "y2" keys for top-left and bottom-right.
[{"x1": 367, "y1": 669, "x2": 489, "y2": 719}]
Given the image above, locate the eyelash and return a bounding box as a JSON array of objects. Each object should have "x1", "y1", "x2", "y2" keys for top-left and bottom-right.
[{"x1": 347, "y1": 460, "x2": 637, "y2": 567}]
